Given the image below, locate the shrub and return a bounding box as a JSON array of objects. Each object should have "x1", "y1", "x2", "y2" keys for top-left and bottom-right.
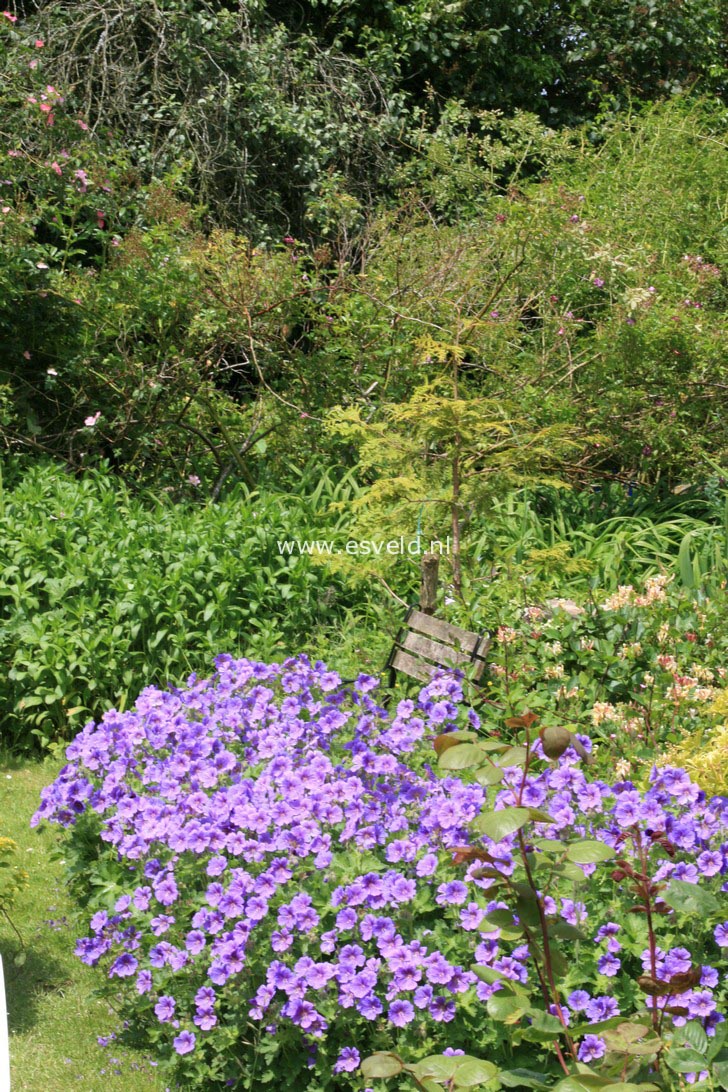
[
  {"x1": 460, "y1": 574, "x2": 728, "y2": 773},
  {"x1": 0, "y1": 463, "x2": 364, "y2": 750},
  {"x1": 33, "y1": 657, "x2": 728, "y2": 1089}
]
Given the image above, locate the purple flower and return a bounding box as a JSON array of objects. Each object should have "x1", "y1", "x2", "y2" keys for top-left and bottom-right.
[
  {"x1": 578, "y1": 1035, "x2": 606, "y2": 1063},
  {"x1": 435, "y1": 881, "x2": 468, "y2": 906},
  {"x1": 358, "y1": 995, "x2": 383, "y2": 1020},
  {"x1": 714, "y1": 923, "x2": 728, "y2": 947},
  {"x1": 429, "y1": 997, "x2": 456, "y2": 1022},
  {"x1": 333, "y1": 1047, "x2": 361, "y2": 1073},
  {"x1": 388, "y1": 1000, "x2": 415, "y2": 1027},
  {"x1": 688, "y1": 991, "x2": 717, "y2": 1018},
  {"x1": 153, "y1": 875, "x2": 179, "y2": 907},
  {"x1": 586, "y1": 996, "x2": 620, "y2": 1022},
  {"x1": 109, "y1": 953, "x2": 137, "y2": 978},
  {"x1": 173, "y1": 1030, "x2": 196, "y2": 1055},
  {"x1": 568, "y1": 990, "x2": 591, "y2": 1012},
  {"x1": 135, "y1": 969, "x2": 152, "y2": 994},
  {"x1": 597, "y1": 954, "x2": 621, "y2": 977},
  {"x1": 154, "y1": 995, "x2": 176, "y2": 1022}
]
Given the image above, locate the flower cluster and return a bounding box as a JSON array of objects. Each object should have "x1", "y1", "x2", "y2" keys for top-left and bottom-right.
[{"x1": 33, "y1": 655, "x2": 728, "y2": 1087}]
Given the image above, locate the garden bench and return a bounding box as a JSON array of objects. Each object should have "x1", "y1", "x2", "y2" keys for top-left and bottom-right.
[
  {"x1": 0, "y1": 953, "x2": 9, "y2": 1090},
  {"x1": 385, "y1": 607, "x2": 490, "y2": 689}
]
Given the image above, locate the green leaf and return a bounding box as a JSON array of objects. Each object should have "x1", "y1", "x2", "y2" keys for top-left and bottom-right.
[
  {"x1": 665, "y1": 1046, "x2": 713, "y2": 1073},
  {"x1": 474, "y1": 765, "x2": 506, "y2": 786},
  {"x1": 713, "y1": 1060, "x2": 728, "y2": 1090},
  {"x1": 439, "y1": 743, "x2": 489, "y2": 770},
  {"x1": 553, "y1": 1077, "x2": 614, "y2": 1092},
  {"x1": 521, "y1": 1008, "x2": 567, "y2": 1041},
  {"x1": 411, "y1": 1056, "x2": 460, "y2": 1082},
  {"x1": 496, "y1": 745, "x2": 528, "y2": 767},
  {"x1": 497, "y1": 1070, "x2": 550, "y2": 1089},
  {"x1": 663, "y1": 879, "x2": 720, "y2": 915},
  {"x1": 472, "y1": 806, "x2": 531, "y2": 842},
  {"x1": 486, "y1": 994, "x2": 529, "y2": 1023},
  {"x1": 452, "y1": 1058, "x2": 499, "y2": 1087},
  {"x1": 361, "y1": 1052, "x2": 404, "y2": 1079},
  {"x1": 675, "y1": 1021, "x2": 709, "y2": 1055},
  {"x1": 547, "y1": 921, "x2": 587, "y2": 941},
  {"x1": 565, "y1": 840, "x2": 614, "y2": 864}
]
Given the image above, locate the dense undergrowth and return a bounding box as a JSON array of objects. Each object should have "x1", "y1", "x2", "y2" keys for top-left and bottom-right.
[{"x1": 0, "y1": 462, "x2": 726, "y2": 754}]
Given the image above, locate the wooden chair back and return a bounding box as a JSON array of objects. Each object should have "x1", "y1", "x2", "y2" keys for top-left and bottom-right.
[{"x1": 386, "y1": 607, "x2": 490, "y2": 687}]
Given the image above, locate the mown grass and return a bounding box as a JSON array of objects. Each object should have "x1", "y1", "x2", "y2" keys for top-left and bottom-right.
[{"x1": 0, "y1": 755, "x2": 166, "y2": 1092}]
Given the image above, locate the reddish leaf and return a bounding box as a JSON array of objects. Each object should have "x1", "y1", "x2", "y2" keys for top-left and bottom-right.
[{"x1": 505, "y1": 712, "x2": 539, "y2": 729}]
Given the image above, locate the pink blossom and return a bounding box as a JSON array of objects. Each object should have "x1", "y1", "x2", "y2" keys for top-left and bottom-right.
[
  {"x1": 74, "y1": 169, "x2": 89, "y2": 193},
  {"x1": 34, "y1": 39, "x2": 44, "y2": 48},
  {"x1": 23, "y1": 350, "x2": 31, "y2": 360},
  {"x1": 50, "y1": 161, "x2": 62, "y2": 176},
  {"x1": 84, "y1": 412, "x2": 101, "y2": 427},
  {"x1": 1, "y1": 11, "x2": 17, "y2": 23},
  {"x1": 76, "y1": 119, "x2": 89, "y2": 131}
]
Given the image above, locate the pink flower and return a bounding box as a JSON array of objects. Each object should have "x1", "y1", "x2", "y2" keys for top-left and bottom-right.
[
  {"x1": 23, "y1": 350, "x2": 31, "y2": 360},
  {"x1": 34, "y1": 39, "x2": 44, "y2": 48},
  {"x1": 1, "y1": 11, "x2": 17, "y2": 23},
  {"x1": 96, "y1": 211, "x2": 105, "y2": 229},
  {"x1": 84, "y1": 412, "x2": 101, "y2": 428},
  {"x1": 36, "y1": 261, "x2": 49, "y2": 269},
  {"x1": 76, "y1": 119, "x2": 89, "y2": 131},
  {"x1": 187, "y1": 475, "x2": 201, "y2": 486},
  {"x1": 74, "y1": 168, "x2": 88, "y2": 193},
  {"x1": 50, "y1": 161, "x2": 62, "y2": 176}
]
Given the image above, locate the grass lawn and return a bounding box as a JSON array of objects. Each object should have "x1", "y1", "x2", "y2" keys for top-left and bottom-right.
[{"x1": 0, "y1": 755, "x2": 165, "y2": 1092}]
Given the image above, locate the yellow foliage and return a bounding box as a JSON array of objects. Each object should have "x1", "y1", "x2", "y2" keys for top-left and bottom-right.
[{"x1": 657, "y1": 718, "x2": 728, "y2": 798}]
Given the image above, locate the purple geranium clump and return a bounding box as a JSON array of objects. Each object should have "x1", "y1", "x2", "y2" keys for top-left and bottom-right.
[{"x1": 32, "y1": 654, "x2": 728, "y2": 1087}]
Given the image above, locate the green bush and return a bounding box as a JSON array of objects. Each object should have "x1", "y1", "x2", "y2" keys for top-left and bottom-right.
[{"x1": 0, "y1": 462, "x2": 365, "y2": 750}]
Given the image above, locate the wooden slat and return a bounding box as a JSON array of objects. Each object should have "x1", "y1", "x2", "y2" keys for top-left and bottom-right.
[
  {"x1": 407, "y1": 609, "x2": 485, "y2": 657},
  {"x1": 402, "y1": 629, "x2": 471, "y2": 667},
  {"x1": 391, "y1": 648, "x2": 437, "y2": 682}
]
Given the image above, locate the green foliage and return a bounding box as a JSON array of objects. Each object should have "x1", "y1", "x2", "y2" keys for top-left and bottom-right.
[
  {"x1": 0, "y1": 833, "x2": 28, "y2": 925},
  {"x1": 461, "y1": 571, "x2": 728, "y2": 771},
  {"x1": 0, "y1": 462, "x2": 366, "y2": 750},
  {"x1": 11, "y1": 0, "x2": 402, "y2": 241}
]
